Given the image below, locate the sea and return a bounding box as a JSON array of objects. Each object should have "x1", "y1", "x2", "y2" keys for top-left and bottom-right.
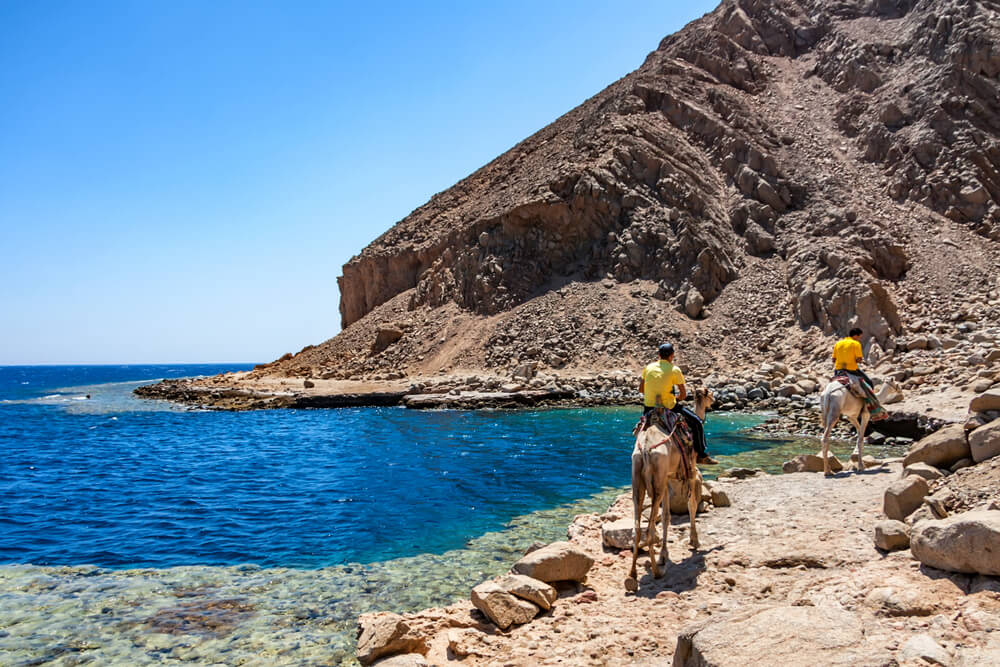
[{"x1": 0, "y1": 364, "x2": 851, "y2": 665}]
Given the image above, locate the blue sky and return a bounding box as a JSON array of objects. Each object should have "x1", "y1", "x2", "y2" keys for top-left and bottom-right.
[{"x1": 0, "y1": 1, "x2": 718, "y2": 364}]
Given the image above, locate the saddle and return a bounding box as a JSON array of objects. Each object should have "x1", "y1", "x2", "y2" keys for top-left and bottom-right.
[
  {"x1": 833, "y1": 373, "x2": 867, "y2": 399},
  {"x1": 633, "y1": 407, "x2": 696, "y2": 481}
]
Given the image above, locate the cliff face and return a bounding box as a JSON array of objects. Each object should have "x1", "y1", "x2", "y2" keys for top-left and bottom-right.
[{"x1": 283, "y1": 0, "x2": 1000, "y2": 381}]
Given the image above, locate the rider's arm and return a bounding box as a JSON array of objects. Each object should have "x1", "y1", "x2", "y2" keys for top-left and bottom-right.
[
  {"x1": 676, "y1": 383, "x2": 687, "y2": 401},
  {"x1": 638, "y1": 378, "x2": 644, "y2": 394}
]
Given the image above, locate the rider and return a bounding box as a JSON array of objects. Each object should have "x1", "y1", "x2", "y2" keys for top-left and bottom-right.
[
  {"x1": 639, "y1": 343, "x2": 718, "y2": 464},
  {"x1": 833, "y1": 327, "x2": 887, "y2": 420}
]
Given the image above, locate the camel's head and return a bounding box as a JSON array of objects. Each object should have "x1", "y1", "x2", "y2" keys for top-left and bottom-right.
[{"x1": 694, "y1": 387, "x2": 714, "y2": 407}]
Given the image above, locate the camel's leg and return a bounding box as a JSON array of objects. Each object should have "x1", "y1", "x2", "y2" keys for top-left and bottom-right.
[
  {"x1": 647, "y1": 485, "x2": 663, "y2": 579},
  {"x1": 627, "y1": 469, "x2": 644, "y2": 588},
  {"x1": 820, "y1": 403, "x2": 838, "y2": 477},
  {"x1": 852, "y1": 411, "x2": 869, "y2": 472},
  {"x1": 687, "y1": 477, "x2": 700, "y2": 549},
  {"x1": 657, "y1": 480, "x2": 670, "y2": 568}
]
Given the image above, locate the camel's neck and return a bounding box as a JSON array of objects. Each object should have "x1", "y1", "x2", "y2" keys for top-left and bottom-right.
[{"x1": 693, "y1": 402, "x2": 708, "y2": 421}]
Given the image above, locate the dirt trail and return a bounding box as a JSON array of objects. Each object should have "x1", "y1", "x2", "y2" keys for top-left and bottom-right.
[{"x1": 397, "y1": 463, "x2": 1000, "y2": 665}]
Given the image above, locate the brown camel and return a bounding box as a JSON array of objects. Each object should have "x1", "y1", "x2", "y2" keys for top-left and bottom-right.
[{"x1": 626, "y1": 389, "x2": 713, "y2": 591}]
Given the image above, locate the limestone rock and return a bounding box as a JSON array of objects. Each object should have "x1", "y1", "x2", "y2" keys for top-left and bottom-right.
[
  {"x1": 899, "y1": 634, "x2": 951, "y2": 666},
  {"x1": 601, "y1": 518, "x2": 634, "y2": 550},
  {"x1": 970, "y1": 389, "x2": 1000, "y2": 413},
  {"x1": 883, "y1": 475, "x2": 929, "y2": 521},
  {"x1": 470, "y1": 581, "x2": 538, "y2": 629},
  {"x1": 356, "y1": 613, "x2": 427, "y2": 666},
  {"x1": 902, "y1": 461, "x2": 945, "y2": 482},
  {"x1": 782, "y1": 454, "x2": 843, "y2": 474},
  {"x1": 672, "y1": 605, "x2": 891, "y2": 666},
  {"x1": 873, "y1": 520, "x2": 910, "y2": 551},
  {"x1": 492, "y1": 574, "x2": 557, "y2": 610},
  {"x1": 511, "y1": 541, "x2": 594, "y2": 582},
  {"x1": 903, "y1": 424, "x2": 970, "y2": 469},
  {"x1": 969, "y1": 419, "x2": 1000, "y2": 463},
  {"x1": 910, "y1": 510, "x2": 1000, "y2": 576}
]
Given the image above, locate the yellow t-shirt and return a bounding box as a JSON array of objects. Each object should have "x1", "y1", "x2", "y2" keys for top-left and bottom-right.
[
  {"x1": 833, "y1": 337, "x2": 863, "y2": 371},
  {"x1": 641, "y1": 360, "x2": 685, "y2": 408}
]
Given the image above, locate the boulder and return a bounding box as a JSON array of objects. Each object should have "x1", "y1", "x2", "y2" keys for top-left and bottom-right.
[
  {"x1": 902, "y1": 462, "x2": 945, "y2": 482},
  {"x1": 970, "y1": 389, "x2": 1000, "y2": 413},
  {"x1": 672, "y1": 605, "x2": 891, "y2": 667},
  {"x1": 470, "y1": 581, "x2": 538, "y2": 629},
  {"x1": 910, "y1": 511, "x2": 1000, "y2": 575},
  {"x1": 903, "y1": 424, "x2": 970, "y2": 468},
  {"x1": 864, "y1": 586, "x2": 938, "y2": 617},
  {"x1": 601, "y1": 519, "x2": 634, "y2": 550},
  {"x1": 371, "y1": 328, "x2": 404, "y2": 354},
  {"x1": 372, "y1": 655, "x2": 429, "y2": 667},
  {"x1": 950, "y1": 458, "x2": 974, "y2": 472},
  {"x1": 899, "y1": 634, "x2": 951, "y2": 666},
  {"x1": 356, "y1": 613, "x2": 427, "y2": 666},
  {"x1": 873, "y1": 520, "x2": 910, "y2": 551},
  {"x1": 492, "y1": 574, "x2": 557, "y2": 610},
  {"x1": 969, "y1": 420, "x2": 1000, "y2": 463},
  {"x1": 782, "y1": 454, "x2": 843, "y2": 474},
  {"x1": 511, "y1": 541, "x2": 594, "y2": 582},
  {"x1": 883, "y1": 475, "x2": 929, "y2": 521},
  {"x1": 685, "y1": 288, "x2": 704, "y2": 318},
  {"x1": 710, "y1": 487, "x2": 731, "y2": 508}
]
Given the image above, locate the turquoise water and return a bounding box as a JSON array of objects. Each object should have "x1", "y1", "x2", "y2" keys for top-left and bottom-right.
[
  {"x1": 0, "y1": 365, "x2": 780, "y2": 665},
  {"x1": 0, "y1": 366, "x2": 769, "y2": 570}
]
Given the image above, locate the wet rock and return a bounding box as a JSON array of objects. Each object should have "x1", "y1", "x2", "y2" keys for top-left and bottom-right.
[
  {"x1": 910, "y1": 510, "x2": 1000, "y2": 576},
  {"x1": 883, "y1": 475, "x2": 929, "y2": 521},
  {"x1": 969, "y1": 420, "x2": 1000, "y2": 463},
  {"x1": 492, "y1": 574, "x2": 557, "y2": 610},
  {"x1": 873, "y1": 520, "x2": 910, "y2": 551},
  {"x1": 470, "y1": 581, "x2": 538, "y2": 629},
  {"x1": 903, "y1": 424, "x2": 971, "y2": 469},
  {"x1": 356, "y1": 612, "x2": 427, "y2": 666},
  {"x1": 673, "y1": 605, "x2": 891, "y2": 667},
  {"x1": 511, "y1": 541, "x2": 594, "y2": 583}
]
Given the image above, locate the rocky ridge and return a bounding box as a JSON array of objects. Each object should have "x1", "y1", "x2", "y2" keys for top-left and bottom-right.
[{"x1": 136, "y1": 0, "x2": 1000, "y2": 408}]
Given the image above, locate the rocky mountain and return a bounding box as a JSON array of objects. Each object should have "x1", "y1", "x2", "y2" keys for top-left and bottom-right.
[{"x1": 256, "y1": 0, "x2": 1000, "y2": 384}]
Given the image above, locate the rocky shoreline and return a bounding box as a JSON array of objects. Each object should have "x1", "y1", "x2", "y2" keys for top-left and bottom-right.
[{"x1": 353, "y1": 390, "x2": 1000, "y2": 666}]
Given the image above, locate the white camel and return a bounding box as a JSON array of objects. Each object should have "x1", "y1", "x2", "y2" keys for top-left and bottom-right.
[
  {"x1": 626, "y1": 389, "x2": 713, "y2": 591},
  {"x1": 819, "y1": 377, "x2": 901, "y2": 476}
]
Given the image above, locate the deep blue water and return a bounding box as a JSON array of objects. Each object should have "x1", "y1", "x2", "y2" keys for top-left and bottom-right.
[{"x1": 0, "y1": 365, "x2": 772, "y2": 569}]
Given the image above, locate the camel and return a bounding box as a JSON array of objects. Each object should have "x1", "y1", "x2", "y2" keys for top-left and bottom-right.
[
  {"x1": 625, "y1": 389, "x2": 713, "y2": 591},
  {"x1": 819, "y1": 377, "x2": 901, "y2": 476}
]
